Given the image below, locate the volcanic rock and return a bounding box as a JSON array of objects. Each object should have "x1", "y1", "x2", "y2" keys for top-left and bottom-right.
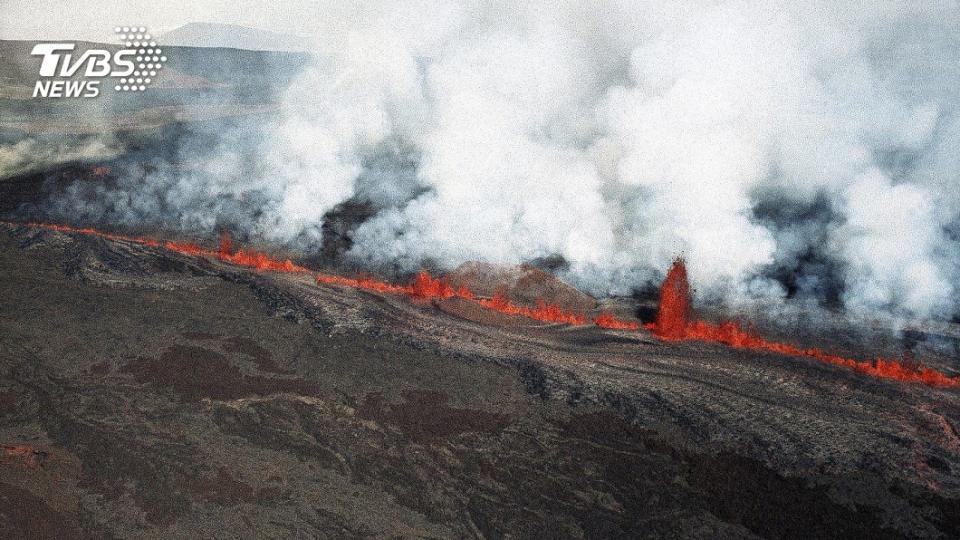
[
  {"x1": 2, "y1": 223, "x2": 960, "y2": 538},
  {"x1": 446, "y1": 261, "x2": 597, "y2": 312}
]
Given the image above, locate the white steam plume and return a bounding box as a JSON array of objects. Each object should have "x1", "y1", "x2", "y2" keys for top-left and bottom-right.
[
  {"x1": 38, "y1": 0, "x2": 960, "y2": 320},
  {"x1": 0, "y1": 136, "x2": 119, "y2": 179}
]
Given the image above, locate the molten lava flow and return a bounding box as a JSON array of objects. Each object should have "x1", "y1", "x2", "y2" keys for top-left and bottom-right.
[
  {"x1": 316, "y1": 270, "x2": 474, "y2": 299},
  {"x1": 212, "y1": 231, "x2": 309, "y2": 273},
  {"x1": 593, "y1": 312, "x2": 641, "y2": 330},
  {"x1": 165, "y1": 240, "x2": 207, "y2": 257},
  {"x1": 12, "y1": 220, "x2": 952, "y2": 388},
  {"x1": 220, "y1": 248, "x2": 309, "y2": 273},
  {"x1": 647, "y1": 258, "x2": 958, "y2": 388},
  {"x1": 315, "y1": 274, "x2": 408, "y2": 294},
  {"x1": 653, "y1": 257, "x2": 692, "y2": 340},
  {"x1": 407, "y1": 271, "x2": 475, "y2": 300},
  {"x1": 6, "y1": 221, "x2": 600, "y2": 327},
  {"x1": 476, "y1": 292, "x2": 586, "y2": 325},
  {"x1": 219, "y1": 230, "x2": 233, "y2": 257},
  {"x1": 318, "y1": 272, "x2": 582, "y2": 324},
  {"x1": 24, "y1": 222, "x2": 159, "y2": 247},
  {"x1": 16, "y1": 223, "x2": 310, "y2": 275}
]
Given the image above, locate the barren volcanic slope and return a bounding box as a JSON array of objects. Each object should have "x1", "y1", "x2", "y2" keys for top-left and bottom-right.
[{"x1": 1, "y1": 223, "x2": 960, "y2": 538}]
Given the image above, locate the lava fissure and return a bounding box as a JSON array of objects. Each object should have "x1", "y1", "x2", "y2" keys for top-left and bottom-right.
[
  {"x1": 9, "y1": 222, "x2": 597, "y2": 326},
  {"x1": 647, "y1": 258, "x2": 958, "y2": 388},
  {"x1": 593, "y1": 312, "x2": 641, "y2": 330},
  {"x1": 7, "y1": 222, "x2": 956, "y2": 388}
]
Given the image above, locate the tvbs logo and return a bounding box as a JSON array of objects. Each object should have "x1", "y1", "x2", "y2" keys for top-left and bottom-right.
[{"x1": 31, "y1": 26, "x2": 166, "y2": 98}]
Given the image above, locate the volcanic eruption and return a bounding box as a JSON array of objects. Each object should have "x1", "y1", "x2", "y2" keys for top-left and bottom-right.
[
  {"x1": 649, "y1": 257, "x2": 958, "y2": 388},
  {"x1": 6, "y1": 221, "x2": 955, "y2": 388},
  {"x1": 651, "y1": 257, "x2": 693, "y2": 340},
  {"x1": 5, "y1": 215, "x2": 959, "y2": 537},
  {"x1": 4, "y1": 2, "x2": 960, "y2": 537}
]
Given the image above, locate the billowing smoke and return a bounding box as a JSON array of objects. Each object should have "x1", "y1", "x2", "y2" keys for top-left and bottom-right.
[
  {"x1": 27, "y1": 0, "x2": 960, "y2": 320},
  {"x1": 0, "y1": 135, "x2": 119, "y2": 178}
]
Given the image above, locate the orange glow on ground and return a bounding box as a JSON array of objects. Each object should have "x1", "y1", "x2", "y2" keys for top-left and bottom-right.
[
  {"x1": 647, "y1": 258, "x2": 958, "y2": 388},
  {"x1": 6, "y1": 221, "x2": 956, "y2": 388},
  {"x1": 593, "y1": 312, "x2": 641, "y2": 330}
]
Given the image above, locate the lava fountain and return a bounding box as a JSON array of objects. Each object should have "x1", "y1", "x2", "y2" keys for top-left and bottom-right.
[
  {"x1": 647, "y1": 257, "x2": 958, "y2": 388},
  {"x1": 4, "y1": 221, "x2": 955, "y2": 388},
  {"x1": 653, "y1": 257, "x2": 692, "y2": 339}
]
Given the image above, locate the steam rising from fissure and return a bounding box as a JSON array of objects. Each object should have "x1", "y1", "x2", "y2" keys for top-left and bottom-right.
[{"x1": 13, "y1": 1, "x2": 960, "y2": 320}]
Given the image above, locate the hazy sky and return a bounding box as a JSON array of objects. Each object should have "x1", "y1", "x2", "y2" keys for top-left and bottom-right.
[{"x1": 0, "y1": 0, "x2": 378, "y2": 41}]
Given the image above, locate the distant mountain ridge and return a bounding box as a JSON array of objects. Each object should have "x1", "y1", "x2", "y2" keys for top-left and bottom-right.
[{"x1": 161, "y1": 22, "x2": 309, "y2": 52}]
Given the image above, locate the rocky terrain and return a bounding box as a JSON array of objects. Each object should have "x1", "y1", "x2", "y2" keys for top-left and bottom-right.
[{"x1": 1, "y1": 222, "x2": 959, "y2": 538}]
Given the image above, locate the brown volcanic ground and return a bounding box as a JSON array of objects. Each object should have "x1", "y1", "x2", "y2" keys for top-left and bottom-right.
[
  {"x1": 447, "y1": 261, "x2": 598, "y2": 312},
  {"x1": 1, "y1": 223, "x2": 960, "y2": 538}
]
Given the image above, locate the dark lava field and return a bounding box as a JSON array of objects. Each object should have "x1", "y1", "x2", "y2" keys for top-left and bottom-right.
[{"x1": 1, "y1": 222, "x2": 960, "y2": 538}]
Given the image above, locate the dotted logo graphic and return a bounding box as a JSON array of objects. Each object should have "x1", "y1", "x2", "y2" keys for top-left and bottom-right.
[{"x1": 112, "y1": 26, "x2": 166, "y2": 92}]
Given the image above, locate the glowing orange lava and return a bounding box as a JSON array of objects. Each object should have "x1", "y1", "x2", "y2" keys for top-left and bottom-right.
[
  {"x1": 315, "y1": 274, "x2": 408, "y2": 294},
  {"x1": 18, "y1": 223, "x2": 310, "y2": 274},
  {"x1": 653, "y1": 257, "x2": 692, "y2": 339},
  {"x1": 475, "y1": 292, "x2": 586, "y2": 325},
  {"x1": 647, "y1": 258, "x2": 958, "y2": 388},
  {"x1": 408, "y1": 271, "x2": 475, "y2": 300},
  {"x1": 593, "y1": 312, "x2": 641, "y2": 330},
  {"x1": 219, "y1": 230, "x2": 233, "y2": 257},
  {"x1": 40, "y1": 220, "x2": 585, "y2": 325},
  {"x1": 318, "y1": 273, "x2": 583, "y2": 324},
  {"x1": 7, "y1": 221, "x2": 955, "y2": 388}
]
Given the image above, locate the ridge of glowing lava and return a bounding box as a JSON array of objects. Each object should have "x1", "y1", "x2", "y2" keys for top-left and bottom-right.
[
  {"x1": 408, "y1": 271, "x2": 475, "y2": 300},
  {"x1": 15, "y1": 223, "x2": 309, "y2": 275},
  {"x1": 593, "y1": 312, "x2": 641, "y2": 330},
  {"x1": 475, "y1": 292, "x2": 587, "y2": 325},
  {"x1": 7, "y1": 221, "x2": 956, "y2": 388},
  {"x1": 14, "y1": 222, "x2": 589, "y2": 326},
  {"x1": 317, "y1": 273, "x2": 585, "y2": 325},
  {"x1": 647, "y1": 257, "x2": 958, "y2": 388}
]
